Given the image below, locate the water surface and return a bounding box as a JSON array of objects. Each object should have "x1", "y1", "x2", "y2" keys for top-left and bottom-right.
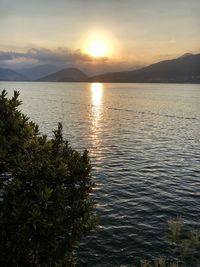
[{"x1": 1, "y1": 82, "x2": 200, "y2": 266}]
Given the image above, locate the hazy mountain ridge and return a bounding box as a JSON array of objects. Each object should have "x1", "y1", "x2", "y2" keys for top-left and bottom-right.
[
  {"x1": 0, "y1": 53, "x2": 199, "y2": 83},
  {"x1": 18, "y1": 64, "x2": 62, "y2": 80},
  {"x1": 38, "y1": 68, "x2": 88, "y2": 82},
  {"x1": 89, "y1": 53, "x2": 200, "y2": 83},
  {"x1": 0, "y1": 68, "x2": 28, "y2": 81}
]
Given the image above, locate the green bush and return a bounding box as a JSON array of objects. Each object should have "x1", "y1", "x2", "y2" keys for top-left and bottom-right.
[
  {"x1": 132, "y1": 219, "x2": 200, "y2": 267},
  {"x1": 167, "y1": 218, "x2": 200, "y2": 266},
  {"x1": 0, "y1": 90, "x2": 97, "y2": 267}
]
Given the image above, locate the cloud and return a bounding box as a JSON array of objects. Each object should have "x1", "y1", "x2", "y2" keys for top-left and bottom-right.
[
  {"x1": 26, "y1": 48, "x2": 92, "y2": 63},
  {"x1": 0, "y1": 47, "x2": 134, "y2": 75},
  {"x1": 0, "y1": 51, "x2": 25, "y2": 61},
  {"x1": 0, "y1": 47, "x2": 109, "y2": 68}
]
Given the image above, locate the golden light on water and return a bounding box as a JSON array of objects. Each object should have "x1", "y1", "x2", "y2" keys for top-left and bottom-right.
[
  {"x1": 89, "y1": 83, "x2": 104, "y2": 190},
  {"x1": 91, "y1": 82, "x2": 103, "y2": 106},
  {"x1": 90, "y1": 82, "x2": 103, "y2": 126},
  {"x1": 90, "y1": 83, "x2": 104, "y2": 153}
]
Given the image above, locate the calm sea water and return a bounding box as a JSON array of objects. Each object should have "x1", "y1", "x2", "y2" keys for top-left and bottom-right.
[{"x1": 1, "y1": 82, "x2": 200, "y2": 266}]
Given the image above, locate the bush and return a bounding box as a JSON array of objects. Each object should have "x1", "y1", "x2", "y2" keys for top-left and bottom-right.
[
  {"x1": 0, "y1": 90, "x2": 97, "y2": 267},
  {"x1": 167, "y1": 218, "x2": 200, "y2": 266},
  {"x1": 132, "y1": 219, "x2": 200, "y2": 267}
]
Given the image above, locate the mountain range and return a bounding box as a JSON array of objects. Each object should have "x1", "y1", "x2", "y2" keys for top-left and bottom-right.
[
  {"x1": 89, "y1": 53, "x2": 200, "y2": 83},
  {"x1": 18, "y1": 64, "x2": 62, "y2": 80},
  {"x1": 0, "y1": 53, "x2": 199, "y2": 83},
  {"x1": 0, "y1": 68, "x2": 27, "y2": 81},
  {"x1": 38, "y1": 68, "x2": 88, "y2": 82}
]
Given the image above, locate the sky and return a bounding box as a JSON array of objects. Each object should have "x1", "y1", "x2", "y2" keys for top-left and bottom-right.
[{"x1": 0, "y1": 0, "x2": 200, "y2": 71}]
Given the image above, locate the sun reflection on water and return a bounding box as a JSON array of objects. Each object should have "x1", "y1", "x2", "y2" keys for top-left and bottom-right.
[
  {"x1": 90, "y1": 83, "x2": 104, "y2": 159},
  {"x1": 91, "y1": 83, "x2": 103, "y2": 126},
  {"x1": 91, "y1": 82, "x2": 103, "y2": 107}
]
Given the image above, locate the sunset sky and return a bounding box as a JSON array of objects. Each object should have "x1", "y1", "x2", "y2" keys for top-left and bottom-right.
[{"x1": 0, "y1": 0, "x2": 199, "y2": 71}]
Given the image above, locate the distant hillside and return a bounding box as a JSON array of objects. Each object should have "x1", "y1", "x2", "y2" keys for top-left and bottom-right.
[
  {"x1": 38, "y1": 68, "x2": 88, "y2": 82},
  {"x1": 89, "y1": 53, "x2": 200, "y2": 83},
  {"x1": 0, "y1": 68, "x2": 27, "y2": 81},
  {"x1": 18, "y1": 64, "x2": 62, "y2": 80},
  {"x1": 2, "y1": 53, "x2": 200, "y2": 83}
]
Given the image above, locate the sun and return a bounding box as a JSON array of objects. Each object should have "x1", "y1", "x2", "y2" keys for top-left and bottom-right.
[{"x1": 88, "y1": 40, "x2": 107, "y2": 58}]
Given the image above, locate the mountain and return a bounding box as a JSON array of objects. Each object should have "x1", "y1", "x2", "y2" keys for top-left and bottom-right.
[
  {"x1": 18, "y1": 64, "x2": 62, "y2": 80},
  {"x1": 38, "y1": 68, "x2": 88, "y2": 82},
  {"x1": 2, "y1": 53, "x2": 199, "y2": 83},
  {"x1": 179, "y1": 53, "x2": 193, "y2": 59},
  {"x1": 89, "y1": 53, "x2": 200, "y2": 83},
  {"x1": 0, "y1": 68, "x2": 28, "y2": 81}
]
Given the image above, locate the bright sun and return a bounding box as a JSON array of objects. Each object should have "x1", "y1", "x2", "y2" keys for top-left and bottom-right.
[{"x1": 88, "y1": 40, "x2": 107, "y2": 57}]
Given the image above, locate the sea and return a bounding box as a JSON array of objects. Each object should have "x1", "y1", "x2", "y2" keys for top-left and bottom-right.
[{"x1": 1, "y1": 82, "x2": 200, "y2": 266}]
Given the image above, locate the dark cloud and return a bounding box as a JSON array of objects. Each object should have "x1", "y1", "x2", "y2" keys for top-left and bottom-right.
[
  {"x1": 0, "y1": 48, "x2": 109, "y2": 66},
  {"x1": 0, "y1": 47, "x2": 132, "y2": 75},
  {"x1": 26, "y1": 48, "x2": 93, "y2": 63}
]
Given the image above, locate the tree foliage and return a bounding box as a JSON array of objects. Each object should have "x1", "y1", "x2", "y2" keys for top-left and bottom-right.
[{"x1": 0, "y1": 90, "x2": 97, "y2": 267}]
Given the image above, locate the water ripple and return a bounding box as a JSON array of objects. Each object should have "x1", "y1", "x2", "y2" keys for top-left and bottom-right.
[{"x1": 1, "y1": 82, "x2": 200, "y2": 266}]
